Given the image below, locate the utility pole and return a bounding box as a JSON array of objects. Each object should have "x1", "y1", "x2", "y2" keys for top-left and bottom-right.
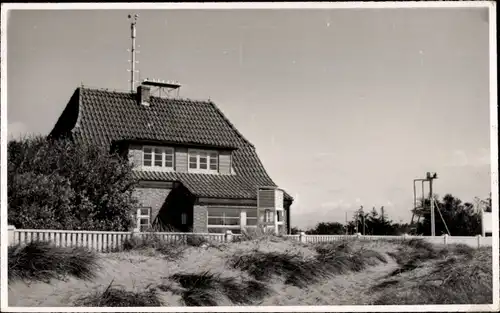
[
  {"x1": 412, "y1": 172, "x2": 438, "y2": 236},
  {"x1": 355, "y1": 212, "x2": 358, "y2": 234},
  {"x1": 426, "y1": 172, "x2": 437, "y2": 237},
  {"x1": 345, "y1": 211, "x2": 348, "y2": 235},
  {"x1": 362, "y1": 214, "x2": 365, "y2": 235},
  {"x1": 362, "y1": 213, "x2": 365, "y2": 235}
]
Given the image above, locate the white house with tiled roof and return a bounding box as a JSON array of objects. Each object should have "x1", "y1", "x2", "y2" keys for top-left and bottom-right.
[{"x1": 49, "y1": 82, "x2": 293, "y2": 234}]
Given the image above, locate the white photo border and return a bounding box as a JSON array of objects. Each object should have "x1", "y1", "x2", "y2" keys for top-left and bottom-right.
[{"x1": 0, "y1": 1, "x2": 497, "y2": 312}]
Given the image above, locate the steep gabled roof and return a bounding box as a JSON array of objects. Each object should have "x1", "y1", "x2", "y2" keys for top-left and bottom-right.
[{"x1": 50, "y1": 87, "x2": 293, "y2": 202}]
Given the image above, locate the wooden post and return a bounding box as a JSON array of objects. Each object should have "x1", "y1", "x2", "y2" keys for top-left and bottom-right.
[
  {"x1": 345, "y1": 211, "x2": 348, "y2": 235},
  {"x1": 443, "y1": 234, "x2": 448, "y2": 245},
  {"x1": 225, "y1": 230, "x2": 233, "y2": 243},
  {"x1": 477, "y1": 235, "x2": 482, "y2": 248},
  {"x1": 8, "y1": 225, "x2": 16, "y2": 246},
  {"x1": 132, "y1": 228, "x2": 140, "y2": 238},
  {"x1": 299, "y1": 231, "x2": 306, "y2": 243},
  {"x1": 429, "y1": 178, "x2": 435, "y2": 237},
  {"x1": 481, "y1": 208, "x2": 486, "y2": 237}
]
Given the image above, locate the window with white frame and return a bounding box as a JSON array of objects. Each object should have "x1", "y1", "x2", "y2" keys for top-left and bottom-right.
[
  {"x1": 143, "y1": 146, "x2": 174, "y2": 169},
  {"x1": 207, "y1": 208, "x2": 241, "y2": 230},
  {"x1": 264, "y1": 209, "x2": 274, "y2": 223},
  {"x1": 188, "y1": 149, "x2": 218, "y2": 173},
  {"x1": 137, "y1": 207, "x2": 151, "y2": 231}
]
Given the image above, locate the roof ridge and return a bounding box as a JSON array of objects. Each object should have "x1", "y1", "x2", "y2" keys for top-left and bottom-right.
[
  {"x1": 80, "y1": 86, "x2": 214, "y2": 104},
  {"x1": 80, "y1": 85, "x2": 133, "y2": 95},
  {"x1": 207, "y1": 101, "x2": 255, "y2": 148}
]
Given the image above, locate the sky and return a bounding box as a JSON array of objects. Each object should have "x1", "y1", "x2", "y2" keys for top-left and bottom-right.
[{"x1": 6, "y1": 7, "x2": 493, "y2": 229}]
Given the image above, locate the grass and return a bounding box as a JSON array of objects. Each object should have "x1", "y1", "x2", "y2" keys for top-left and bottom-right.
[
  {"x1": 186, "y1": 234, "x2": 210, "y2": 247},
  {"x1": 315, "y1": 241, "x2": 387, "y2": 274},
  {"x1": 233, "y1": 226, "x2": 282, "y2": 242},
  {"x1": 162, "y1": 271, "x2": 271, "y2": 306},
  {"x1": 228, "y1": 249, "x2": 330, "y2": 288},
  {"x1": 75, "y1": 280, "x2": 163, "y2": 307},
  {"x1": 7, "y1": 236, "x2": 492, "y2": 306},
  {"x1": 121, "y1": 233, "x2": 186, "y2": 260},
  {"x1": 373, "y1": 240, "x2": 493, "y2": 305},
  {"x1": 386, "y1": 238, "x2": 448, "y2": 276},
  {"x1": 229, "y1": 240, "x2": 388, "y2": 289},
  {"x1": 8, "y1": 241, "x2": 101, "y2": 284}
]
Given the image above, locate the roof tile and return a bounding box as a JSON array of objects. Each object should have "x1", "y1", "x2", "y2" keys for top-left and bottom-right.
[{"x1": 63, "y1": 87, "x2": 292, "y2": 201}]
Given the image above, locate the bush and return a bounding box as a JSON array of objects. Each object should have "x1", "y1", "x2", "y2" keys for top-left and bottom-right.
[
  {"x1": 75, "y1": 280, "x2": 162, "y2": 306},
  {"x1": 8, "y1": 136, "x2": 137, "y2": 231},
  {"x1": 8, "y1": 241, "x2": 101, "y2": 283}
]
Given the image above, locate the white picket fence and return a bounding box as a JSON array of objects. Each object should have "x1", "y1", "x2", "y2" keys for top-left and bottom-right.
[{"x1": 7, "y1": 225, "x2": 492, "y2": 252}]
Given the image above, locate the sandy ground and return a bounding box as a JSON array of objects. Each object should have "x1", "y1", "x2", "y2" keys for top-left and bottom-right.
[{"x1": 8, "y1": 239, "x2": 401, "y2": 307}]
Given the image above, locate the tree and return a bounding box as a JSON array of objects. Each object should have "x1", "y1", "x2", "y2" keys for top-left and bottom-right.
[
  {"x1": 484, "y1": 194, "x2": 492, "y2": 212},
  {"x1": 364, "y1": 206, "x2": 396, "y2": 235},
  {"x1": 306, "y1": 222, "x2": 345, "y2": 235},
  {"x1": 416, "y1": 194, "x2": 482, "y2": 236},
  {"x1": 8, "y1": 136, "x2": 138, "y2": 231}
]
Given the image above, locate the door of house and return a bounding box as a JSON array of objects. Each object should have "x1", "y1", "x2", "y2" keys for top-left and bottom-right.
[{"x1": 178, "y1": 212, "x2": 190, "y2": 232}]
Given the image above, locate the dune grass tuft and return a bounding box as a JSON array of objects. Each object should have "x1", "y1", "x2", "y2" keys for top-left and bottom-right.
[
  {"x1": 229, "y1": 249, "x2": 331, "y2": 288},
  {"x1": 8, "y1": 241, "x2": 101, "y2": 284},
  {"x1": 186, "y1": 234, "x2": 211, "y2": 247},
  {"x1": 387, "y1": 238, "x2": 446, "y2": 276},
  {"x1": 75, "y1": 280, "x2": 163, "y2": 307},
  {"x1": 167, "y1": 271, "x2": 271, "y2": 306},
  {"x1": 121, "y1": 233, "x2": 185, "y2": 260},
  {"x1": 314, "y1": 241, "x2": 387, "y2": 274},
  {"x1": 233, "y1": 226, "x2": 282, "y2": 243},
  {"x1": 374, "y1": 243, "x2": 492, "y2": 304}
]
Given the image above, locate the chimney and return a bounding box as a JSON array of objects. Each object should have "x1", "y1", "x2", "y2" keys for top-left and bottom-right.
[{"x1": 137, "y1": 84, "x2": 151, "y2": 106}]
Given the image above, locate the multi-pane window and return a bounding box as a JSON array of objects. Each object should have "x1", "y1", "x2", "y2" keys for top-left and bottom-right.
[
  {"x1": 188, "y1": 149, "x2": 218, "y2": 173},
  {"x1": 207, "y1": 208, "x2": 261, "y2": 233},
  {"x1": 143, "y1": 146, "x2": 174, "y2": 169},
  {"x1": 264, "y1": 209, "x2": 274, "y2": 223},
  {"x1": 207, "y1": 207, "x2": 240, "y2": 226},
  {"x1": 137, "y1": 207, "x2": 151, "y2": 232}
]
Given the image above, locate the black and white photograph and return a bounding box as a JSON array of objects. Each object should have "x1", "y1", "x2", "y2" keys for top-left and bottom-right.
[{"x1": 0, "y1": 2, "x2": 498, "y2": 311}]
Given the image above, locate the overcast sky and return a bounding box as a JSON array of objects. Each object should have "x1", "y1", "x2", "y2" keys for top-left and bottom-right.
[{"x1": 6, "y1": 7, "x2": 492, "y2": 229}]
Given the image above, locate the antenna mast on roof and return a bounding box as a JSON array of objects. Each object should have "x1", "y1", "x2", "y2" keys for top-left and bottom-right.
[{"x1": 127, "y1": 14, "x2": 140, "y2": 92}]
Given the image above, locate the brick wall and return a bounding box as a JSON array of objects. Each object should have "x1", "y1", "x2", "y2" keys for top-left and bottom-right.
[
  {"x1": 133, "y1": 188, "x2": 171, "y2": 228},
  {"x1": 193, "y1": 205, "x2": 208, "y2": 233}
]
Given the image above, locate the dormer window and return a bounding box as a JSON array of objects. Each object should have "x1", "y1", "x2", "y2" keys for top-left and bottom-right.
[
  {"x1": 188, "y1": 149, "x2": 218, "y2": 173},
  {"x1": 143, "y1": 146, "x2": 174, "y2": 170}
]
